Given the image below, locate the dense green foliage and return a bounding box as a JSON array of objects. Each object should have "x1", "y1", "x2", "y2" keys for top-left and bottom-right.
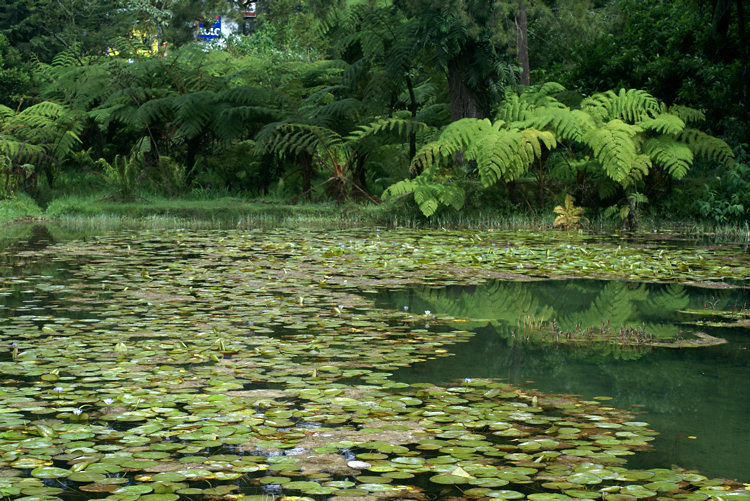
[{"x1": 0, "y1": 0, "x2": 747, "y2": 227}]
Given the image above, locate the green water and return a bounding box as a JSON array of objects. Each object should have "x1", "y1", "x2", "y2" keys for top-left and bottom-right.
[
  {"x1": 378, "y1": 280, "x2": 750, "y2": 481},
  {"x1": 2, "y1": 223, "x2": 750, "y2": 499}
]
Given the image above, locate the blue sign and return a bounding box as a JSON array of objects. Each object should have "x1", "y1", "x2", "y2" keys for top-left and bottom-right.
[{"x1": 197, "y1": 17, "x2": 221, "y2": 40}]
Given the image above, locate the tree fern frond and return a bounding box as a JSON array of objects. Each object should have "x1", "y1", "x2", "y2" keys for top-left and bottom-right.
[
  {"x1": 220, "y1": 86, "x2": 275, "y2": 106},
  {"x1": 643, "y1": 137, "x2": 692, "y2": 179},
  {"x1": 0, "y1": 138, "x2": 45, "y2": 162},
  {"x1": 51, "y1": 51, "x2": 80, "y2": 67},
  {"x1": 679, "y1": 128, "x2": 734, "y2": 166},
  {"x1": 668, "y1": 105, "x2": 705, "y2": 124},
  {"x1": 521, "y1": 129, "x2": 557, "y2": 160},
  {"x1": 359, "y1": 29, "x2": 386, "y2": 61},
  {"x1": 173, "y1": 91, "x2": 216, "y2": 138},
  {"x1": 306, "y1": 97, "x2": 365, "y2": 128},
  {"x1": 382, "y1": 175, "x2": 465, "y2": 217},
  {"x1": 495, "y1": 93, "x2": 535, "y2": 123},
  {"x1": 410, "y1": 141, "x2": 446, "y2": 175},
  {"x1": 349, "y1": 118, "x2": 429, "y2": 142},
  {"x1": 270, "y1": 123, "x2": 344, "y2": 158},
  {"x1": 135, "y1": 97, "x2": 176, "y2": 125},
  {"x1": 582, "y1": 119, "x2": 641, "y2": 183},
  {"x1": 215, "y1": 106, "x2": 279, "y2": 141},
  {"x1": 382, "y1": 177, "x2": 417, "y2": 199},
  {"x1": 536, "y1": 81, "x2": 567, "y2": 97},
  {"x1": 413, "y1": 184, "x2": 440, "y2": 217},
  {"x1": 620, "y1": 154, "x2": 652, "y2": 186},
  {"x1": 466, "y1": 132, "x2": 522, "y2": 185},
  {"x1": 17, "y1": 101, "x2": 66, "y2": 121},
  {"x1": 638, "y1": 114, "x2": 686, "y2": 136},
  {"x1": 582, "y1": 89, "x2": 660, "y2": 123},
  {"x1": 522, "y1": 108, "x2": 595, "y2": 142},
  {"x1": 0, "y1": 105, "x2": 14, "y2": 121},
  {"x1": 438, "y1": 118, "x2": 495, "y2": 156}
]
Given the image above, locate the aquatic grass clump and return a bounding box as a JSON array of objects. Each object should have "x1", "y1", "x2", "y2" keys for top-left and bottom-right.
[{"x1": 0, "y1": 192, "x2": 42, "y2": 226}]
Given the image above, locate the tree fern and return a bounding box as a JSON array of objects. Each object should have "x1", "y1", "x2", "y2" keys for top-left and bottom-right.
[
  {"x1": 667, "y1": 105, "x2": 705, "y2": 125},
  {"x1": 582, "y1": 119, "x2": 641, "y2": 183},
  {"x1": 643, "y1": 137, "x2": 693, "y2": 179},
  {"x1": 383, "y1": 116, "x2": 555, "y2": 216},
  {"x1": 466, "y1": 128, "x2": 556, "y2": 186},
  {"x1": 637, "y1": 113, "x2": 686, "y2": 136},
  {"x1": 679, "y1": 128, "x2": 734, "y2": 166},
  {"x1": 348, "y1": 118, "x2": 429, "y2": 142},
  {"x1": 410, "y1": 141, "x2": 447, "y2": 175},
  {"x1": 521, "y1": 107, "x2": 595, "y2": 142},
  {"x1": 382, "y1": 175, "x2": 464, "y2": 217},
  {"x1": 582, "y1": 88, "x2": 660, "y2": 122}
]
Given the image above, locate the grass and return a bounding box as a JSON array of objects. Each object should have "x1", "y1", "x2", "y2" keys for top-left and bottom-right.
[
  {"x1": 0, "y1": 193, "x2": 43, "y2": 226},
  {"x1": 4, "y1": 191, "x2": 750, "y2": 242}
]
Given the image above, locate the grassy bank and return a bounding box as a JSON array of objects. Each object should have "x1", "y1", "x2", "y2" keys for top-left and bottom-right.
[
  {"x1": 0, "y1": 193, "x2": 43, "y2": 226},
  {"x1": 2, "y1": 192, "x2": 749, "y2": 241}
]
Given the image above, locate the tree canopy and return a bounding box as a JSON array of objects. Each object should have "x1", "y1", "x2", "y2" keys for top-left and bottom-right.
[{"x1": 1, "y1": 0, "x2": 747, "y2": 225}]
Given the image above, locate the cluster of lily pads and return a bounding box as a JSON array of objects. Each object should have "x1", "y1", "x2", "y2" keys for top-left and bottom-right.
[{"x1": 0, "y1": 226, "x2": 748, "y2": 500}]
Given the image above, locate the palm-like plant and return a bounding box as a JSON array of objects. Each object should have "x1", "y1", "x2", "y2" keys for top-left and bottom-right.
[
  {"x1": 553, "y1": 194, "x2": 588, "y2": 229},
  {"x1": 385, "y1": 83, "x2": 734, "y2": 219},
  {"x1": 258, "y1": 117, "x2": 429, "y2": 202},
  {"x1": 0, "y1": 101, "x2": 82, "y2": 195}
]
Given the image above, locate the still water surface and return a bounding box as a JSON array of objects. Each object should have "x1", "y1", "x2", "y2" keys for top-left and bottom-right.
[
  {"x1": 378, "y1": 280, "x2": 750, "y2": 481},
  {"x1": 3, "y1": 224, "x2": 749, "y2": 487}
]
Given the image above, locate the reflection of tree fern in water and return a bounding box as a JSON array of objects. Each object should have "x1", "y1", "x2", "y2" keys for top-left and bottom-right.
[
  {"x1": 415, "y1": 281, "x2": 554, "y2": 329},
  {"x1": 558, "y1": 281, "x2": 648, "y2": 331},
  {"x1": 639, "y1": 284, "x2": 689, "y2": 319}
]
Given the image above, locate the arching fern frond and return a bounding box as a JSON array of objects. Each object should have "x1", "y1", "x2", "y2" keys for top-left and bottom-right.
[
  {"x1": 520, "y1": 107, "x2": 595, "y2": 142},
  {"x1": 437, "y1": 118, "x2": 496, "y2": 157},
  {"x1": 215, "y1": 106, "x2": 280, "y2": 142},
  {"x1": 679, "y1": 128, "x2": 734, "y2": 166},
  {"x1": 643, "y1": 137, "x2": 693, "y2": 179},
  {"x1": 582, "y1": 119, "x2": 641, "y2": 183},
  {"x1": 51, "y1": 51, "x2": 80, "y2": 67},
  {"x1": 263, "y1": 123, "x2": 344, "y2": 159},
  {"x1": 135, "y1": 97, "x2": 176, "y2": 125},
  {"x1": 173, "y1": 91, "x2": 217, "y2": 138},
  {"x1": 348, "y1": 118, "x2": 429, "y2": 142},
  {"x1": 303, "y1": 97, "x2": 364, "y2": 127},
  {"x1": 410, "y1": 141, "x2": 447, "y2": 175},
  {"x1": 621, "y1": 154, "x2": 652, "y2": 187},
  {"x1": 668, "y1": 105, "x2": 705, "y2": 125},
  {"x1": 495, "y1": 93, "x2": 536, "y2": 123},
  {"x1": 638, "y1": 113, "x2": 686, "y2": 136},
  {"x1": 582, "y1": 89, "x2": 660, "y2": 123},
  {"x1": 382, "y1": 175, "x2": 465, "y2": 217}
]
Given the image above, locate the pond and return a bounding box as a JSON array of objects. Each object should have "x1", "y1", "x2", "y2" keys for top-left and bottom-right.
[
  {"x1": 0, "y1": 223, "x2": 749, "y2": 501},
  {"x1": 376, "y1": 280, "x2": 750, "y2": 481}
]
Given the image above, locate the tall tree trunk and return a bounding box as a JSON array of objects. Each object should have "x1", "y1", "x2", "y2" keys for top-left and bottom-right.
[
  {"x1": 710, "y1": 0, "x2": 732, "y2": 59},
  {"x1": 516, "y1": 1, "x2": 530, "y2": 86},
  {"x1": 299, "y1": 152, "x2": 312, "y2": 201},
  {"x1": 736, "y1": 0, "x2": 748, "y2": 120},
  {"x1": 447, "y1": 56, "x2": 483, "y2": 120},
  {"x1": 405, "y1": 73, "x2": 418, "y2": 165}
]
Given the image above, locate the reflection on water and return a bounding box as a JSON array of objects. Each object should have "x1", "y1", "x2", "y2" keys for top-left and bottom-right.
[{"x1": 378, "y1": 280, "x2": 750, "y2": 481}]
